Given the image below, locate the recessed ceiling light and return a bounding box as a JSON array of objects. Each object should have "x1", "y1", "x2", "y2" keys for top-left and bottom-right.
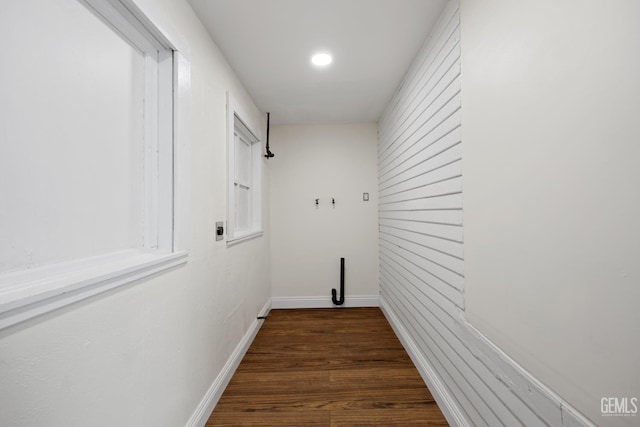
[{"x1": 311, "y1": 53, "x2": 332, "y2": 67}]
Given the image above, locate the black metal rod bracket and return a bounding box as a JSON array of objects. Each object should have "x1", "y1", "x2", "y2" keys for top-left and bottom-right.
[{"x1": 265, "y1": 112, "x2": 275, "y2": 159}]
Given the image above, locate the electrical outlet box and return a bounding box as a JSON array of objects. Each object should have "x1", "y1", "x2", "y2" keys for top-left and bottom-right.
[
  {"x1": 363, "y1": 192, "x2": 369, "y2": 201},
  {"x1": 215, "y1": 221, "x2": 224, "y2": 241}
]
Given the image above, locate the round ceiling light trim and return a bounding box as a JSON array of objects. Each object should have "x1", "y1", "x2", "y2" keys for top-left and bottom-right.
[{"x1": 311, "y1": 52, "x2": 333, "y2": 67}]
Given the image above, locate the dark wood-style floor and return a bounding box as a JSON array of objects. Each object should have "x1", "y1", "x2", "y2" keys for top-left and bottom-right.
[{"x1": 207, "y1": 308, "x2": 448, "y2": 426}]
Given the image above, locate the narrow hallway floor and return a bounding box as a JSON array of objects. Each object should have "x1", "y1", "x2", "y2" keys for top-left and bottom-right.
[{"x1": 207, "y1": 307, "x2": 448, "y2": 426}]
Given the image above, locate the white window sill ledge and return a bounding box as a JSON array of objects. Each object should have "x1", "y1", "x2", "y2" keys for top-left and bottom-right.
[
  {"x1": 0, "y1": 249, "x2": 188, "y2": 330},
  {"x1": 226, "y1": 230, "x2": 264, "y2": 247}
]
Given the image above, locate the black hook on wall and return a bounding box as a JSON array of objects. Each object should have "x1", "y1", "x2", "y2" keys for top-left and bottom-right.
[{"x1": 331, "y1": 257, "x2": 345, "y2": 306}]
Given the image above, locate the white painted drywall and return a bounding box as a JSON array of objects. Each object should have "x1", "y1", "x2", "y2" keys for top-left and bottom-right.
[
  {"x1": 461, "y1": 1, "x2": 640, "y2": 425},
  {"x1": 0, "y1": 0, "x2": 270, "y2": 426},
  {"x1": 269, "y1": 123, "x2": 379, "y2": 304},
  {"x1": 0, "y1": 0, "x2": 145, "y2": 273}
]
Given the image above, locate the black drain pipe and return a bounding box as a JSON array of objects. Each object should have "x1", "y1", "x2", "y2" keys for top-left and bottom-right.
[
  {"x1": 265, "y1": 112, "x2": 274, "y2": 159},
  {"x1": 332, "y1": 258, "x2": 345, "y2": 306}
]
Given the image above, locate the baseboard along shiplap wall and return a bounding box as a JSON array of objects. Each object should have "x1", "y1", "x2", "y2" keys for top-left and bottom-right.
[{"x1": 377, "y1": 1, "x2": 594, "y2": 426}]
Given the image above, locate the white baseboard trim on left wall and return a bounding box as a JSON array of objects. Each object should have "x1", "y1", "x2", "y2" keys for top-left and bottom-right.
[
  {"x1": 186, "y1": 295, "x2": 379, "y2": 427},
  {"x1": 185, "y1": 299, "x2": 271, "y2": 427},
  {"x1": 271, "y1": 295, "x2": 379, "y2": 309}
]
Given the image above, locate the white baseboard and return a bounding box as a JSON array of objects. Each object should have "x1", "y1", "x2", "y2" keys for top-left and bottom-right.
[
  {"x1": 185, "y1": 299, "x2": 271, "y2": 427},
  {"x1": 271, "y1": 294, "x2": 379, "y2": 309},
  {"x1": 380, "y1": 297, "x2": 469, "y2": 427},
  {"x1": 185, "y1": 295, "x2": 379, "y2": 427},
  {"x1": 187, "y1": 294, "x2": 593, "y2": 427},
  {"x1": 380, "y1": 296, "x2": 596, "y2": 427},
  {"x1": 458, "y1": 319, "x2": 597, "y2": 427}
]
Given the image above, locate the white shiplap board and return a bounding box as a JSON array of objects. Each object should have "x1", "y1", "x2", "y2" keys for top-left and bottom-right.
[{"x1": 377, "y1": 1, "x2": 594, "y2": 426}]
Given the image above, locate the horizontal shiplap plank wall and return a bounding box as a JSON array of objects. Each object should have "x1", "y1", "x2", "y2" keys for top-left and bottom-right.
[{"x1": 377, "y1": 1, "x2": 592, "y2": 427}]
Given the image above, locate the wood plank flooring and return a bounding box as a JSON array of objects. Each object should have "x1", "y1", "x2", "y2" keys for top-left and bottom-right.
[{"x1": 206, "y1": 308, "x2": 448, "y2": 426}]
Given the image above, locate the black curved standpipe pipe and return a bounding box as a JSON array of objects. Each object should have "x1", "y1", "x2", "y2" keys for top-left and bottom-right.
[
  {"x1": 265, "y1": 112, "x2": 275, "y2": 159},
  {"x1": 332, "y1": 258, "x2": 345, "y2": 306}
]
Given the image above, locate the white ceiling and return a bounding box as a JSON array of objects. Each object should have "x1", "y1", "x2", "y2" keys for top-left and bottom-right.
[{"x1": 187, "y1": 0, "x2": 449, "y2": 125}]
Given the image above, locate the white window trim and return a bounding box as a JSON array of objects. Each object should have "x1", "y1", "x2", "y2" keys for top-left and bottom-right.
[
  {"x1": 226, "y1": 93, "x2": 263, "y2": 244},
  {"x1": 0, "y1": 0, "x2": 188, "y2": 331},
  {"x1": 0, "y1": 250, "x2": 186, "y2": 330}
]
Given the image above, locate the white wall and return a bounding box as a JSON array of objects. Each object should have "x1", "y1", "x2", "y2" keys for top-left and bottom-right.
[
  {"x1": 269, "y1": 123, "x2": 379, "y2": 306},
  {"x1": 0, "y1": 0, "x2": 270, "y2": 426},
  {"x1": 379, "y1": 0, "x2": 625, "y2": 425},
  {"x1": 461, "y1": 1, "x2": 640, "y2": 426}
]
